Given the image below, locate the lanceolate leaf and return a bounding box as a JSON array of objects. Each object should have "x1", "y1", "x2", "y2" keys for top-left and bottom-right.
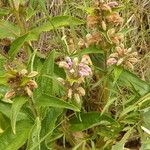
[
  {"x1": 11, "y1": 96, "x2": 28, "y2": 134},
  {"x1": 0, "y1": 120, "x2": 32, "y2": 150},
  {"x1": 36, "y1": 94, "x2": 80, "y2": 112},
  {"x1": 114, "y1": 67, "x2": 150, "y2": 96},
  {"x1": 29, "y1": 16, "x2": 85, "y2": 40},
  {"x1": 72, "y1": 46, "x2": 103, "y2": 57},
  {"x1": 39, "y1": 50, "x2": 55, "y2": 95},
  {"x1": 0, "y1": 20, "x2": 20, "y2": 39},
  {"x1": 69, "y1": 112, "x2": 119, "y2": 131},
  {"x1": 8, "y1": 33, "x2": 29, "y2": 58},
  {"x1": 27, "y1": 117, "x2": 41, "y2": 150}
]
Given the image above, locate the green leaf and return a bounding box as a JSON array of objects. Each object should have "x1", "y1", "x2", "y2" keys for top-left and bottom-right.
[
  {"x1": 114, "y1": 67, "x2": 150, "y2": 96},
  {"x1": 0, "y1": 101, "x2": 28, "y2": 121},
  {"x1": 72, "y1": 46, "x2": 103, "y2": 57},
  {"x1": 119, "y1": 27, "x2": 137, "y2": 35},
  {"x1": 11, "y1": 96, "x2": 27, "y2": 134},
  {"x1": 112, "y1": 143, "x2": 124, "y2": 150},
  {"x1": 0, "y1": 120, "x2": 32, "y2": 150},
  {"x1": 39, "y1": 50, "x2": 55, "y2": 95},
  {"x1": 27, "y1": 117, "x2": 41, "y2": 150},
  {"x1": 41, "y1": 108, "x2": 62, "y2": 149},
  {"x1": 112, "y1": 127, "x2": 133, "y2": 150},
  {"x1": 29, "y1": 16, "x2": 85, "y2": 40},
  {"x1": 0, "y1": 20, "x2": 20, "y2": 39},
  {"x1": 70, "y1": 112, "x2": 119, "y2": 131},
  {"x1": 26, "y1": 7, "x2": 37, "y2": 21},
  {"x1": 36, "y1": 94, "x2": 80, "y2": 112},
  {"x1": 0, "y1": 8, "x2": 10, "y2": 16},
  {"x1": 8, "y1": 33, "x2": 29, "y2": 58}
]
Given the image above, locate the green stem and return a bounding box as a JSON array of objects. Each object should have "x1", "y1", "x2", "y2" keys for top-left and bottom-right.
[{"x1": 28, "y1": 97, "x2": 38, "y2": 118}]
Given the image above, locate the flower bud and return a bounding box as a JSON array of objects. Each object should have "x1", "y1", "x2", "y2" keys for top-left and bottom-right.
[
  {"x1": 57, "y1": 77, "x2": 65, "y2": 85},
  {"x1": 78, "y1": 38, "x2": 86, "y2": 49},
  {"x1": 28, "y1": 71, "x2": 38, "y2": 78},
  {"x1": 101, "y1": 4, "x2": 111, "y2": 12},
  {"x1": 107, "y1": 58, "x2": 117, "y2": 65},
  {"x1": 27, "y1": 80, "x2": 38, "y2": 89},
  {"x1": 128, "y1": 58, "x2": 138, "y2": 63},
  {"x1": 107, "y1": 2, "x2": 118, "y2": 8},
  {"x1": 73, "y1": 57, "x2": 79, "y2": 66},
  {"x1": 102, "y1": 21, "x2": 107, "y2": 31},
  {"x1": 4, "y1": 91, "x2": 16, "y2": 99},
  {"x1": 109, "y1": 53, "x2": 118, "y2": 58},
  {"x1": 25, "y1": 86, "x2": 33, "y2": 97},
  {"x1": 77, "y1": 87, "x2": 85, "y2": 96},
  {"x1": 68, "y1": 89, "x2": 73, "y2": 99},
  {"x1": 20, "y1": 69, "x2": 28, "y2": 75},
  {"x1": 116, "y1": 46, "x2": 125, "y2": 56},
  {"x1": 126, "y1": 61, "x2": 134, "y2": 70},
  {"x1": 117, "y1": 58, "x2": 124, "y2": 65},
  {"x1": 59, "y1": 61, "x2": 69, "y2": 69},
  {"x1": 74, "y1": 93, "x2": 80, "y2": 103}
]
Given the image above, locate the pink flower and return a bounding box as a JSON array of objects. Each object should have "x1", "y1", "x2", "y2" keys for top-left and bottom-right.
[{"x1": 107, "y1": 2, "x2": 118, "y2": 8}]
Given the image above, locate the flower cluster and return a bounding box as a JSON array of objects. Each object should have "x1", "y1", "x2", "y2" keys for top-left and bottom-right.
[
  {"x1": 84, "y1": 1, "x2": 138, "y2": 69},
  {"x1": 107, "y1": 44, "x2": 138, "y2": 69},
  {"x1": 4, "y1": 68, "x2": 38, "y2": 99},
  {"x1": 58, "y1": 56, "x2": 92, "y2": 103}
]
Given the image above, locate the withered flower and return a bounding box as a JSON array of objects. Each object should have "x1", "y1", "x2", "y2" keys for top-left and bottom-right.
[
  {"x1": 86, "y1": 32, "x2": 102, "y2": 46},
  {"x1": 107, "y1": 45, "x2": 138, "y2": 69},
  {"x1": 106, "y1": 12, "x2": 123, "y2": 24},
  {"x1": 87, "y1": 15, "x2": 100, "y2": 28},
  {"x1": 4, "y1": 68, "x2": 38, "y2": 99}
]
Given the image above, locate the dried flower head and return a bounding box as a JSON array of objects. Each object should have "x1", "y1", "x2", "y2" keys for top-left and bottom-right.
[
  {"x1": 106, "y1": 12, "x2": 123, "y2": 24},
  {"x1": 87, "y1": 15, "x2": 100, "y2": 28},
  {"x1": 5, "y1": 68, "x2": 38, "y2": 99},
  {"x1": 107, "y1": 45, "x2": 138, "y2": 69},
  {"x1": 86, "y1": 32, "x2": 102, "y2": 46}
]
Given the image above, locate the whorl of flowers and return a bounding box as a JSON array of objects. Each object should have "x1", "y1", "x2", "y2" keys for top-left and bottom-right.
[
  {"x1": 4, "y1": 67, "x2": 38, "y2": 99},
  {"x1": 58, "y1": 56, "x2": 92, "y2": 103},
  {"x1": 107, "y1": 44, "x2": 138, "y2": 69},
  {"x1": 84, "y1": 1, "x2": 138, "y2": 69}
]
